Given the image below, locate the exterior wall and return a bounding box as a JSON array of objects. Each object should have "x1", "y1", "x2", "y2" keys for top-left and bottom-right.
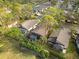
[
  {"x1": 48, "y1": 37, "x2": 66, "y2": 52},
  {"x1": 28, "y1": 33, "x2": 41, "y2": 40},
  {"x1": 20, "y1": 27, "x2": 28, "y2": 34}
]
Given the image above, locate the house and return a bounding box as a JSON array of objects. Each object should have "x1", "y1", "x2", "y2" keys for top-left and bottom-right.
[
  {"x1": 56, "y1": 0, "x2": 75, "y2": 10},
  {"x1": 48, "y1": 28, "x2": 71, "y2": 53},
  {"x1": 19, "y1": 20, "x2": 40, "y2": 33},
  {"x1": 33, "y1": 2, "x2": 51, "y2": 15},
  {"x1": 28, "y1": 23, "x2": 49, "y2": 40}
]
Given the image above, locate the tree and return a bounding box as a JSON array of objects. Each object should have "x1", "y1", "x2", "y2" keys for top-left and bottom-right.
[
  {"x1": 20, "y1": 3, "x2": 33, "y2": 20},
  {"x1": 43, "y1": 7, "x2": 66, "y2": 26},
  {"x1": 42, "y1": 15, "x2": 57, "y2": 26},
  {"x1": 41, "y1": 15, "x2": 57, "y2": 37}
]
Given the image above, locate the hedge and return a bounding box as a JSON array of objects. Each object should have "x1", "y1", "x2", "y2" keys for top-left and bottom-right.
[{"x1": 5, "y1": 27, "x2": 49, "y2": 58}]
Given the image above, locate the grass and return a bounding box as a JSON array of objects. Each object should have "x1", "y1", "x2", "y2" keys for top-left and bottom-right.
[
  {"x1": 0, "y1": 36, "x2": 37, "y2": 59},
  {"x1": 0, "y1": 51, "x2": 36, "y2": 59},
  {"x1": 65, "y1": 38, "x2": 79, "y2": 59}
]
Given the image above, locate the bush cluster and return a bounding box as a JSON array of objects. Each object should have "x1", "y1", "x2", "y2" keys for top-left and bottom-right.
[{"x1": 6, "y1": 27, "x2": 49, "y2": 58}]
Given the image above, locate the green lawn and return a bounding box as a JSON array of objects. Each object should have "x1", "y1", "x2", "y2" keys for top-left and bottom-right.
[{"x1": 0, "y1": 36, "x2": 37, "y2": 59}]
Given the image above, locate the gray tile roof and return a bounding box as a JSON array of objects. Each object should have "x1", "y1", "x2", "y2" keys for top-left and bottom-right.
[
  {"x1": 57, "y1": 28, "x2": 71, "y2": 48},
  {"x1": 49, "y1": 29, "x2": 60, "y2": 37},
  {"x1": 21, "y1": 20, "x2": 40, "y2": 31},
  {"x1": 31, "y1": 23, "x2": 49, "y2": 36},
  {"x1": 49, "y1": 28, "x2": 71, "y2": 49}
]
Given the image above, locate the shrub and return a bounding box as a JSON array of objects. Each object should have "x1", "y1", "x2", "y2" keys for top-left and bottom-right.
[{"x1": 6, "y1": 27, "x2": 49, "y2": 58}]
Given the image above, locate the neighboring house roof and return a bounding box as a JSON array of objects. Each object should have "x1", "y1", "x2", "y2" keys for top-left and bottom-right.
[
  {"x1": 48, "y1": 29, "x2": 61, "y2": 43},
  {"x1": 31, "y1": 23, "x2": 49, "y2": 36},
  {"x1": 56, "y1": 28, "x2": 71, "y2": 49},
  {"x1": 33, "y1": 2, "x2": 51, "y2": 12},
  {"x1": 21, "y1": 20, "x2": 40, "y2": 31},
  {"x1": 48, "y1": 27, "x2": 71, "y2": 49},
  {"x1": 49, "y1": 29, "x2": 60, "y2": 37}
]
